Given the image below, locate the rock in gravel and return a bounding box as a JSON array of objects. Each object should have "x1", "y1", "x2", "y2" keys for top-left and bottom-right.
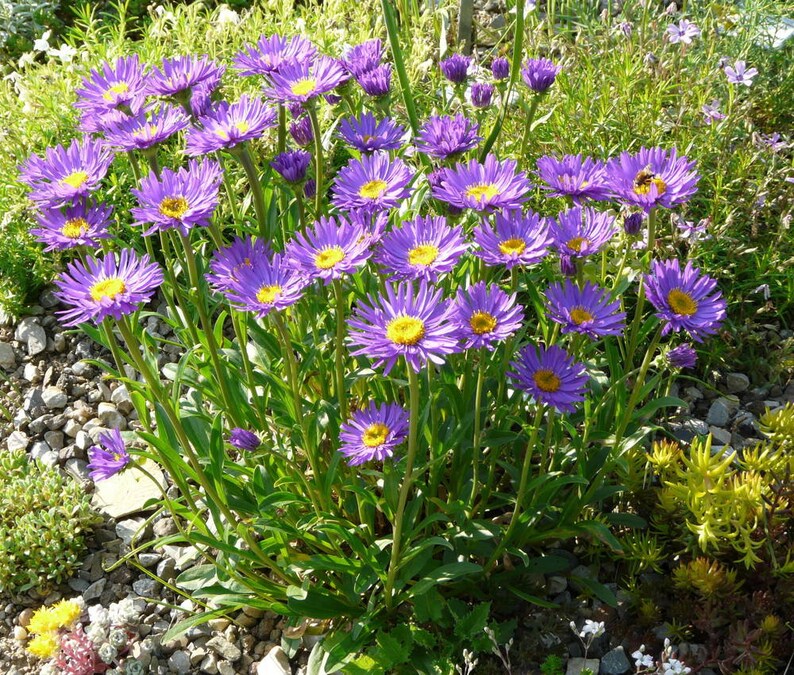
[
  {"x1": 206, "y1": 636, "x2": 242, "y2": 662},
  {"x1": 0, "y1": 342, "x2": 15, "y2": 370},
  {"x1": 133, "y1": 577, "x2": 160, "y2": 597},
  {"x1": 42, "y1": 385, "x2": 68, "y2": 409},
  {"x1": 6, "y1": 430, "x2": 29, "y2": 452},
  {"x1": 725, "y1": 372, "x2": 750, "y2": 394},
  {"x1": 93, "y1": 460, "x2": 167, "y2": 518},
  {"x1": 44, "y1": 430, "x2": 64, "y2": 450},
  {"x1": 200, "y1": 653, "x2": 219, "y2": 674},
  {"x1": 98, "y1": 402, "x2": 126, "y2": 429},
  {"x1": 709, "y1": 426, "x2": 732, "y2": 447},
  {"x1": 706, "y1": 397, "x2": 738, "y2": 427},
  {"x1": 30, "y1": 440, "x2": 50, "y2": 460},
  {"x1": 116, "y1": 517, "x2": 147, "y2": 546},
  {"x1": 567, "y1": 658, "x2": 600, "y2": 675},
  {"x1": 168, "y1": 650, "x2": 192, "y2": 674},
  {"x1": 82, "y1": 578, "x2": 106, "y2": 602},
  {"x1": 600, "y1": 647, "x2": 631, "y2": 675},
  {"x1": 216, "y1": 660, "x2": 235, "y2": 675},
  {"x1": 15, "y1": 317, "x2": 47, "y2": 355},
  {"x1": 111, "y1": 384, "x2": 133, "y2": 414},
  {"x1": 65, "y1": 458, "x2": 91, "y2": 482},
  {"x1": 257, "y1": 647, "x2": 291, "y2": 675}
]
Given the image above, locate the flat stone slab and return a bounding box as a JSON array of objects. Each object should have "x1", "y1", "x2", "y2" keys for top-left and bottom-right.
[{"x1": 91, "y1": 459, "x2": 166, "y2": 518}]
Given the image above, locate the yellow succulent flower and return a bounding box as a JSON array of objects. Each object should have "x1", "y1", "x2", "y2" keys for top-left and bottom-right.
[{"x1": 27, "y1": 631, "x2": 60, "y2": 659}]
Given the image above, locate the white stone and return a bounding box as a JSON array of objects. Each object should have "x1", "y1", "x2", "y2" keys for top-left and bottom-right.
[
  {"x1": 97, "y1": 402, "x2": 126, "y2": 430},
  {"x1": 0, "y1": 342, "x2": 15, "y2": 370},
  {"x1": 22, "y1": 363, "x2": 38, "y2": 381},
  {"x1": 14, "y1": 317, "x2": 46, "y2": 355},
  {"x1": 75, "y1": 430, "x2": 92, "y2": 451},
  {"x1": 65, "y1": 458, "x2": 90, "y2": 482},
  {"x1": 6, "y1": 430, "x2": 29, "y2": 452},
  {"x1": 92, "y1": 460, "x2": 167, "y2": 518},
  {"x1": 30, "y1": 441, "x2": 51, "y2": 461},
  {"x1": 116, "y1": 517, "x2": 146, "y2": 546},
  {"x1": 63, "y1": 419, "x2": 82, "y2": 437},
  {"x1": 42, "y1": 386, "x2": 68, "y2": 409},
  {"x1": 110, "y1": 384, "x2": 133, "y2": 414},
  {"x1": 257, "y1": 647, "x2": 291, "y2": 675}
]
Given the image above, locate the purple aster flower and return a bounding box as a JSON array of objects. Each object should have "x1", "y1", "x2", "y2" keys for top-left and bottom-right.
[
  {"x1": 724, "y1": 60, "x2": 758, "y2": 86},
  {"x1": 343, "y1": 39, "x2": 384, "y2": 77},
  {"x1": 560, "y1": 254, "x2": 576, "y2": 277},
  {"x1": 290, "y1": 116, "x2": 314, "y2": 147},
  {"x1": 676, "y1": 216, "x2": 711, "y2": 242},
  {"x1": 520, "y1": 57, "x2": 561, "y2": 93},
  {"x1": 233, "y1": 34, "x2": 317, "y2": 76},
  {"x1": 304, "y1": 179, "x2": 316, "y2": 199},
  {"x1": 286, "y1": 215, "x2": 372, "y2": 284},
  {"x1": 185, "y1": 96, "x2": 277, "y2": 155},
  {"x1": 667, "y1": 19, "x2": 701, "y2": 44},
  {"x1": 357, "y1": 64, "x2": 392, "y2": 97},
  {"x1": 264, "y1": 56, "x2": 349, "y2": 103},
  {"x1": 339, "y1": 402, "x2": 409, "y2": 466},
  {"x1": 19, "y1": 137, "x2": 114, "y2": 208},
  {"x1": 491, "y1": 57, "x2": 510, "y2": 81},
  {"x1": 470, "y1": 82, "x2": 494, "y2": 108},
  {"x1": 440, "y1": 54, "x2": 472, "y2": 84},
  {"x1": 145, "y1": 54, "x2": 225, "y2": 102},
  {"x1": 206, "y1": 236, "x2": 272, "y2": 294},
  {"x1": 87, "y1": 429, "x2": 131, "y2": 480},
  {"x1": 229, "y1": 428, "x2": 261, "y2": 451},
  {"x1": 536, "y1": 154, "x2": 611, "y2": 203},
  {"x1": 645, "y1": 259, "x2": 726, "y2": 341},
  {"x1": 550, "y1": 206, "x2": 617, "y2": 257},
  {"x1": 331, "y1": 152, "x2": 413, "y2": 214},
  {"x1": 416, "y1": 114, "x2": 481, "y2": 160},
  {"x1": 432, "y1": 154, "x2": 531, "y2": 213},
  {"x1": 544, "y1": 280, "x2": 626, "y2": 339},
  {"x1": 473, "y1": 210, "x2": 551, "y2": 268},
  {"x1": 509, "y1": 344, "x2": 588, "y2": 413},
  {"x1": 78, "y1": 105, "x2": 143, "y2": 135},
  {"x1": 30, "y1": 199, "x2": 112, "y2": 251},
  {"x1": 74, "y1": 55, "x2": 146, "y2": 117},
  {"x1": 666, "y1": 343, "x2": 697, "y2": 369},
  {"x1": 453, "y1": 281, "x2": 523, "y2": 350},
  {"x1": 623, "y1": 212, "x2": 644, "y2": 236},
  {"x1": 271, "y1": 150, "x2": 311, "y2": 184},
  {"x1": 54, "y1": 249, "x2": 163, "y2": 326},
  {"x1": 375, "y1": 215, "x2": 467, "y2": 282},
  {"x1": 338, "y1": 113, "x2": 405, "y2": 153},
  {"x1": 131, "y1": 158, "x2": 222, "y2": 236},
  {"x1": 102, "y1": 105, "x2": 189, "y2": 152},
  {"x1": 348, "y1": 280, "x2": 458, "y2": 374},
  {"x1": 223, "y1": 253, "x2": 308, "y2": 318},
  {"x1": 606, "y1": 147, "x2": 699, "y2": 211},
  {"x1": 348, "y1": 209, "x2": 389, "y2": 246}
]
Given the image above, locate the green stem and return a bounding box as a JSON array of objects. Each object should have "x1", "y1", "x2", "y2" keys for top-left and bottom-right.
[
  {"x1": 234, "y1": 144, "x2": 269, "y2": 241},
  {"x1": 231, "y1": 310, "x2": 267, "y2": 427},
  {"x1": 519, "y1": 94, "x2": 543, "y2": 159},
  {"x1": 277, "y1": 103, "x2": 287, "y2": 155},
  {"x1": 468, "y1": 349, "x2": 487, "y2": 515},
  {"x1": 306, "y1": 102, "x2": 324, "y2": 216},
  {"x1": 381, "y1": 0, "x2": 421, "y2": 136},
  {"x1": 216, "y1": 151, "x2": 241, "y2": 225},
  {"x1": 332, "y1": 280, "x2": 348, "y2": 419}
]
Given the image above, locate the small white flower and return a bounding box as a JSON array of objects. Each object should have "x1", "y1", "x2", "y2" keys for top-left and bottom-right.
[
  {"x1": 215, "y1": 5, "x2": 240, "y2": 26},
  {"x1": 579, "y1": 619, "x2": 605, "y2": 638},
  {"x1": 18, "y1": 52, "x2": 36, "y2": 68},
  {"x1": 33, "y1": 30, "x2": 51, "y2": 52},
  {"x1": 48, "y1": 44, "x2": 78, "y2": 63},
  {"x1": 663, "y1": 658, "x2": 691, "y2": 674}
]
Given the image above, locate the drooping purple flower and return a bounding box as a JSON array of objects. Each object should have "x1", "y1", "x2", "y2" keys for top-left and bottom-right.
[
  {"x1": 348, "y1": 280, "x2": 458, "y2": 374},
  {"x1": 549, "y1": 206, "x2": 617, "y2": 257},
  {"x1": 544, "y1": 280, "x2": 626, "y2": 339},
  {"x1": 470, "y1": 82, "x2": 494, "y2": 108},
  {"x1": 559, "y1": 254, "x2": 576, "y2": 277},
  {"x1": 724, "y1": 60, "x2": 758, "y2": 87},
  {"x1": 491, "y1": 57, "x2": 510, "y2": 81},
  {"x1": 102, "y1": 105, "x2": 190, "y2": 152},
  {"x1": 87, "y1": 429, "x2": 131, "y2": 480},
  {"x1": 78, "y1": 105, "x2": 143, "y2": 136},
  {"x1": 206, "y1": 236, "x2": 272, "y2": 294},
  {"x1": 453, "y1": 281, "x2": 523, "y2": 350},
  {"x1": 264, "y1": 56, "x2": 349, "y2": 103},
  {"x1": 375, "y1": 215, "x2": 467, "y2": 282},
  {"x1": 233, "y1": 34, "x2": 317, "y2": 76},
  {"x1": 440, "y1": 54, "x2": 472, "y2": 83},
  {"x1": 223, "y1": 253, "x2": 308, "y2": 318},
  {"x1": 54, "y1": 249, "x2": 163, "y2": 326},
  {"x1": 229, "y1": 428, "x2": 261, "y2": 451},
  {"x1": 606, "y1": 147, "x2": 699, "y2": 211},
  {"x1": 271, "y1": 150, "x2": 312, "y2": 184},
  {"x1": 666, "y1": 343, "x2": 697, "y2": 369},
  {"x1": 472, "y1": 210, "x2": 551, "y2": 268},
  {"x1": 30, "y1": 199, "x2": 112, "y2": 251},
  {"x1": 74, "y1": 55, "x2": 147, "y2": 117},
  {"x1": 145, "y1": 55, "x2": 225, "y2": 102},
  {"x1": 667, "y1": 19, "x2": 701, "y2": 44},
  {"x1": 676, "y1": 216, "x2": 711, "y2": 243},
  {"x1": 415, "y1": 114, "x2": 481, "y2": 160},
  {"x1": 348, "y1": 209, "x2": 389, "y2": 247},
  {"x1": 623, "y1": 212, "x2": 644, "y2": 236},
  {"x1": 290, "y1": 116, "x2": 314, "y2": 147},
  {"x1": 304, "y1": 179, "x2": 316, "y2": 199},
  {"x1": 338, "y1": 112, "x2": 406, "y2": 153},
  {"x1": 357, "y1": 64, "x2": 392, "y2": 97},
  {"x1": 520, "y1": 57, "x2": 561, "y2": 93},
  {"x1": 644, "y1": 259, "x2": 726, "y2": 342},
  {"x1": 536, "y1": 154, "x2": 611, "y2": 203},
  {"x1": 131, "y1": 158, "x2": 222, "y2": 236},
  {"x1": 19, "y1": 137, "x2": 114, "y2": 208},
  {"x1": 285, "y1": 215, "x2": 372, "y2": 284},
  {"x1": 509, "y1": 344, "x2": 588, "y2": 413},
  {"x1": 432, "y1": 154, "x2": 531, "y2": 213},
  {"x1": 185, "y1": 96, "x2": 277, "y2": 155},
  {"x1": 331, "y1": 152, "x2": 413, "y2": 214},
  {"x1": 342, "y1": 39, "x2": 384, "y2": 77},
  {"x1": 338, "y1": 402, "x2": 409, "y2": 466}
]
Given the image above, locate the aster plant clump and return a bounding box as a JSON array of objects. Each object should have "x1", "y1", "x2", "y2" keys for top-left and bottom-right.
[{"x1": 19, "y1": 18, "x2": 729, "y2": 669}]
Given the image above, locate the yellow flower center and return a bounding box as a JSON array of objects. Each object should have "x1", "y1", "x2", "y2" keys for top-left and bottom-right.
[
  {"x1": 466, "y1": 183, "x2": 499, "y2": 201},
  {"x1": 234, "y1": 121, "x2": 250, "y2": 134},
  {"x1": 291, "y1": 78, "x2": 317, "y2": 97},
  {"x1": 61, "y1": 217, "x2": 89, "y2": 239},
  {"x1": 359, "y1": 179, "x2": 388, "y2": 199},
  {"x1": 61, "y1": 170, "x2": 89, "y2": 189},
  {"x1": 633, "y1": 168, "x2": 667, "y2": 196},
  {"x1": 102, "y1": 82, "x2": 129, "y2": 101},
  {"x1": 570, "y1": 307, "x2": 594, "y2": 325},
  {"x1": 469, "y1": 311, "x2": 497, "y2": 335},
  {"x1": 407, "y1": 244, "x2": 439, "y2": 267},
  {"x1": 667, "y1": 288, "x2": 698, "y2": 316},
  {"x1": 256, "y1": 284, "x2": 282, "y2": 304},
  {"x1": 498, "y1": 237, "x2": 526, "y2": 255},
  {"x1": 566, "y1": 237, "x2": 589, "y2": 253},
  {"x1": 315, "y1": 246, "x2": 345, "y2": 270},
  {"x1": 362, "y1": 422, "x2": 390, "y2": 447},
  {"x1": 386, "y1": 316, "x2": 425, "y2": 345},
  {"x1": 215, "y1": 129, "x2": 230, "y2": 140},
  {"x1": 533, "y1": 369, "x2": 561, "y2": 393},
  {"x1": 90, "y1": 277, "x2": 126, "y2": 302},
  {"x1": 362, "y1": 135, "x2": 376, "y2": 144},
  {"x1": 132, "y1": 124, "x2": 158, "y2": 138},
  {"x1": 159, "y1": 196, "x2": 189, "y2": 219}
]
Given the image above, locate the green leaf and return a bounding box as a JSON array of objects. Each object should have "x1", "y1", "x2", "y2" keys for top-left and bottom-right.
[
  {"x1": 410, "y1": 562, "x2": 482, "y2": 596},
  {"x1": 371, "y1": 629, "x2": 410, "y2": 666},
  {"x1": 453, "y1": 602, "x2": 490, "y2": 640},
  {"x1": 286, "y1": 585, "x2": 362, "y2": 620},
  {"x1": 506, "y1": 585, "x2": 560, "y2": 609},
  {"x1": 571, "y1": 574, "x2": 617, "y2": 607}
]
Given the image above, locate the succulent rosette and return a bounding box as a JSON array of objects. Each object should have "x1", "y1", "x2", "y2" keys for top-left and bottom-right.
[
  {"x1": 509, "y1": 344, "x2": 589, "y2": 413},
  {"x1": 544, "y1": 280, "x2": 626, "y2": 339},
  {"x1": 338, "y1": 113, "x2": 406, "y2": 153},
  {"x1": 432, "y1": 155, "x2": 531, "y2": 213},
  {"x1": 453, "y1": 281, "x2": 523, "y2": 350},
  {"x1": 87, "y1": 429, "x2": 131, "y2": 481},
  {"x1": 30, "y1": 199, "x2": 112, "y2": 251},
  {"x1": 331, "y1": 152, "x2": 414, "y2": 214},
  {"x1": 102, "y1": 105, "x2": 190, "y2": 152},
  {"x1": 206, "y1": 236, "x2": 273, "y2": 294},
  {"x1": 223, "y1": 254, "x2": 308, "y2": 318},
  {"x1": 472, "y1": 210, "x2": 551, "y2": 268},
  {"x1": 536, "y1": 154, "x2": 611, "y2": 203},
  {"x1": 550, "y1": 206, "x2": 617, "y2": 257},
  {"x1": 263, "y1": 56, "x2": 349, "y2": 103},
  {"x1": 74, "y1": 55, "x2": 147, "y2": 117},
  {"x1": 415, "y1": 114, "x2": 481, "y2": 160},
  {"x1": 339, "y1": 402, "x2": 410, "y2": 466},
  {"x1": 233, "y1": 34, "x2": 318, "y2": 76},
  {"x1": 185, "y1": 96, "x2": 277, "y2": 155}
]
